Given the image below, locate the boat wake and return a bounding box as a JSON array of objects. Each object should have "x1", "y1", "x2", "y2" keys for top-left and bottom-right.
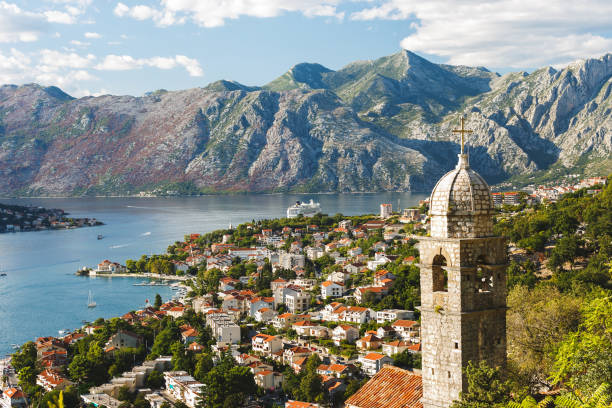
[{"x1": 109, "y1": 244, "x2": 129, "y2": 249}]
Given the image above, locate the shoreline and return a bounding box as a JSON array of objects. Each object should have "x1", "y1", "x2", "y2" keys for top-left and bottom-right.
[
  {"x1": 81, "y1": 272, "x2": 190, "y2": 282},
  {"x1": 0, "y1": 190, "x2": 428, "y2": 199}
]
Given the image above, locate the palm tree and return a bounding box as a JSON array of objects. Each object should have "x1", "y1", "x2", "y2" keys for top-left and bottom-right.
[
  {"x1": 554, "y1": 383, "x2": 612, "y2": 408},
  {"x1": 507, "y1": 395, "x2": 555, "y2": 408}
]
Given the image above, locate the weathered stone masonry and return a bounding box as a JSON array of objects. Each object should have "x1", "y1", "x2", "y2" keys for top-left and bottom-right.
[{"x1": 417, "y1": 153, "x2": 508, "y2": 408}]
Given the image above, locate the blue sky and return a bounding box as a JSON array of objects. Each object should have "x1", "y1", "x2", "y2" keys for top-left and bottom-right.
[{"x1": 1, "y1": 0, "x2": 611, "y2": 97}]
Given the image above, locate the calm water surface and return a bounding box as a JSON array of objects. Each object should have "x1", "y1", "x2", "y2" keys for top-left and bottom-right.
[{"x1": 0, "y1": 193, "x2": 426, "y2": 355}]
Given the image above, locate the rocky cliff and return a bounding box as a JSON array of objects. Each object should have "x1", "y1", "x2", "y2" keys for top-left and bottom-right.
[{"x1": 0, "y1": 51, "x2": 610, "y2": 196}]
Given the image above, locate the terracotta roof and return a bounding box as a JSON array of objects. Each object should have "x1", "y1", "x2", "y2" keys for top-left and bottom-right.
[
  {"x1": 408, "y1": 343, "x2": 421, "y2": 352},
  {"x1": 256, "y1": 370, "x2": 274, "y2": 376},
  {"x1": 392, "y1": 320, "x2": 418, "y2": 328},
  {"x1": 286, "y1": 401, "x2": 319, "y2": 408},
  {"x1": 363, "y1": 352, "x2": 386, "y2": 361},
  {"x1": 345, "y1": 366, "x2": 422, "y2": 408},
  {"x1": 3, "y1": 388, "x2": 25, "y2": 399}
]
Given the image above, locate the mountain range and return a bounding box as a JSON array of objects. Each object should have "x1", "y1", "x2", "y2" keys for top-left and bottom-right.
[{"x1": 0, "y1": 50, "x2": 610, "y2": 196}]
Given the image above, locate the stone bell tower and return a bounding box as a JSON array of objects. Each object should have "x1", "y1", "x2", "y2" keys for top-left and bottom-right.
[{"x1": 417, "y1": 119, "x2": 508, "y2": 408}]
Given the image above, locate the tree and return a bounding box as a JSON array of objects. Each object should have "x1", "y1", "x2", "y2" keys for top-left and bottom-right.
[
  {"x1": 554, "y1": 382, "x2": 612, "y2": 408},
  {"x1": 201, "y1": 356, "x2": 256, "y2": 408},
  {"x1": 194, "y1": 353, "x2": 214, "y2": 383},
  {"x1": 506, "y1": 284, "x2": 582, "y2": 390},
  {"x1": 68, "y1": 354, "x2": 91, "y2": 383},
  {"x1": 154, "y1": 294, "x2": 163, "y2": 309},
  {"x1": 12, "y1": 342, "x2": 37, "y2": 373},
  {"x1": 146, "y1": 370, "x2": 165, "y2": 389},
  {"x1": 17, "y1": 365, "x2": 38, "y2": 388},
  {"x1": 550, "y1": 291, "x2": 612, "y2": 397},
  {"x1": 450, "y1": 361, "x2": 510, "y2": 408}
]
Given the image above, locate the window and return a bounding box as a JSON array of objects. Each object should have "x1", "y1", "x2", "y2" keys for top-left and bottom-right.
[
  {"x1": 454, "y1": 342, "x2": 459, "y2": 349},
  {"x1": 432, "y1": 254, "x2": 448, "y2": 292}
]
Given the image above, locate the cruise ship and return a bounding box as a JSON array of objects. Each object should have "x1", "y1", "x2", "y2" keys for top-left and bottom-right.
[{"x1": 286, "y1": 199, "x2": 321, "y2": 218}]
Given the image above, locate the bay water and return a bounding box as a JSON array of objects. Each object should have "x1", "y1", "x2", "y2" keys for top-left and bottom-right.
[{"x1": 0, "y1": 193, "x2": 426, "y2": 356}]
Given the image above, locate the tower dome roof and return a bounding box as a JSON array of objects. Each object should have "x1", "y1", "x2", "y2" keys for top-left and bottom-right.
[
  {"x1": 429, "y1": 154, "x2": 494, "y2": 238},
  {"x1": 429, "y1": 154, "x2": 493, "y2": 216}
]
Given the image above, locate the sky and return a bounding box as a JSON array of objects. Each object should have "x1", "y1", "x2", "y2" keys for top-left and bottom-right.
[{"x1": 0, "y1": 0, "x2": 611, "y2": 97}]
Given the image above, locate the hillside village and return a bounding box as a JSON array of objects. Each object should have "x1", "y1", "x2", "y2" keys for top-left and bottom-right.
[
  {"x1": 4, "y1": 206, "x2": 431, "y2": 408},
  {"x1": 3, "y1": 174, "x2": 610, "y2": 408}
]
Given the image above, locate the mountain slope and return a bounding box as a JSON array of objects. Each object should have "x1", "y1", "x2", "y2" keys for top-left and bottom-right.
[{"x1": 0, "y1": 51, "x2": 610, "y2": 196}]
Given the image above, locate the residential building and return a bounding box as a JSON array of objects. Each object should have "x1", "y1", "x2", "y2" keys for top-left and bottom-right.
[
  {"x1": 206, "y1": 312, "x2": 241, "y2": 344},
  {"x1": 36, "y1": 369, "x2": 73, "y2": 391},
  {"x1": 356, "y1": 334, "x2": 383, "y2": 351},
  {"x1": 255, "y1": 370, "x2": 284, "y2": 391},
  {"x1": 254, "y1": 307, "x2": 277, "y2": 323},
  {"x1": 1, "y1": 389, "x2": 26, "y2": 408},
  {"x1": 286, "y1": 401, "x2": 320, "y2": 408},
  {"x1": 292, "y1": 320, "x2": 316, "y2": 336},
  {"x1": 359, "y1": 352, "x2": 393, "y2": 376},
  {"x1": 321, "y1": 281, "x2": 344, "y2": 298},
  {"x1": 382, "y1": 340, "x2": 412, "y2": 356},
  {"x1": 251, "y1": 334, "x2": 282, "y2": 355},
  {"x1": 279, "y1": 253, "x2": 305, "y2": 269},
  {"x1": 380, "y1": 203, "x2": 392, "y2": 218},
  {"x1": 105, "y1": 331, "x2": 141, "y2": 350},
  {"x1": 249, "y1": 297, "x2": 275, "y2": 317},
  {"x1": 164, "y1": 371, "x2": 203, "y2": 408},
  {"x1": 391, "y1": 320, "x2": 420, "y2": 342},
  {"x1": 376, "y1": 309, "x2": 415, "y2": 324},
  {"x1": 332, "y1": 325, "x2": 359, "y2": 345},
  {"x1": 343, "y1": 306, "x2": 372, "y2": 324},
  {"x1": 273, "y1": 313, "x2": 300, "y2": 329},
  {"x1": 285, "y1": 290, "x2": 311, "y2": 314}
]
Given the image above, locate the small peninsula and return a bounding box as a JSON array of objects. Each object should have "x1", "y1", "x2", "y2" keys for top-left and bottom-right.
[{"x1": 0, "y1": 202, "x2": 103, "y2": 233}]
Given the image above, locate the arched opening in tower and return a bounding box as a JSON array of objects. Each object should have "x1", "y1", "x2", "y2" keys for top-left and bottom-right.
[
  {"x1": 432, "y1": 254, "x2": 448, "y2": 292},
  {"x1": 476, "y1": 255, "x2": 493, "y2": 292}
]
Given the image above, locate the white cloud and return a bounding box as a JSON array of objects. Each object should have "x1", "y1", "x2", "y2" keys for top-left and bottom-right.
[
  {"x1": 70, "y1": 39, "x2": 90, "y2": 46},
  {"x1": 175, "y1": 55, "x2": 204, "y2": 77},
  {"x1": 44, "y1": 10, "x2": 77, "y2": 24},
  {"x1": 0, "y1": 47, "x2": 203, "y2": 97},
  {"x1": 39, "y1": 49, "x2": 95, "y2": 69},
  {"x1": 95, "y1": 54, "x2": 204, "y2": 76},
  {"x1": 95, "y1": 54, "x2": 139, "y2": 70},
  {"x1": 0, "y1": 2, "x2": 48, "y2": 42},
  {"x1": 84, "y1": 31, "x2": 101, "y2": 39},
  {"x1": 350, "y1": 0, "x2": 612, "y2": 69},
  {"x1": 112, "y1": 0, "x2": 343, "y2": 28}
]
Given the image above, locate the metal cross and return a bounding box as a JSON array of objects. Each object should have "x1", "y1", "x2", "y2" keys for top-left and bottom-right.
[{"x1": 452, "y1": 117, "x2": 473, "y2": 154}]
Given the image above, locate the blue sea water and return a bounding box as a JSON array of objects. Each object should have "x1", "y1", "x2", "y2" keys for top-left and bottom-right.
[{"x1": 0, "y1": 193, "x2": 426, "y2": 356}]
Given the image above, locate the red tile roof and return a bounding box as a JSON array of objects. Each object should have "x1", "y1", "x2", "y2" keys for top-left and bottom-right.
[
  {"x1": 345, "y1": 366, "x2": 423, "y2": 408},
  {"x1": 363, "y1": 352, "x2": 386, "y2": 361}
]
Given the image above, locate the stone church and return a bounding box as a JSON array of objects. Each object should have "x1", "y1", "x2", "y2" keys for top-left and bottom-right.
[{"x1": 346, "y1": 121, "x2": 508, "y2": 408}]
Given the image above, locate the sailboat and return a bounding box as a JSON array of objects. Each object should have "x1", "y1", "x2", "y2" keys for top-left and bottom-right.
[{"x1": 87, "y1": 290, "x2": 97, "y2": 308}]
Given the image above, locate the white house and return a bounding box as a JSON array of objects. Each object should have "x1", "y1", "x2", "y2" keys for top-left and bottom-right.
[
  {"x1": 254, "y1": 308, "x2": 277, "y2": 323},
  {"x1": 359, "y1": 352, "x2": 393, "y2": 376},
  {"x1": 321, "y1": 281, "x2": 344, "y2": 299},
  {"x1": 252, "y1": 334, "x2": 283, "y2": 355},
  {"x1": 376, "y1": 309, "x2": 415, "y2": 324},
  {"x1": 332, "y1": 325, "x2": 359, "y2": 345},
  {"x1": 164, "y1": 371, "x2": 202, "y2": 408}
]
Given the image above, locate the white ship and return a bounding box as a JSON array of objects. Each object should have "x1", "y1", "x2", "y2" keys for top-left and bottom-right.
[{"x1": 286, "y1": 199, "x2": 321, "y2": 218}]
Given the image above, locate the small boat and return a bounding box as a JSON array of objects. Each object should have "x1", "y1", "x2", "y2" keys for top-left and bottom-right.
[
  {"x1": 0, "y1": 273, "x2": 6, "y2": 277},
  {"x1": 58, "y1": 329, "x2": 70, "y2": 335},
  {"x1": 87, "y1": 290, "x2": 97, "y2": 308},
  {"x1": 11, "y1": 344, "x2": 20, "y2": 349},
  {"x1": 97, "y1": 234, "x2": 104, "y2": 240}
]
